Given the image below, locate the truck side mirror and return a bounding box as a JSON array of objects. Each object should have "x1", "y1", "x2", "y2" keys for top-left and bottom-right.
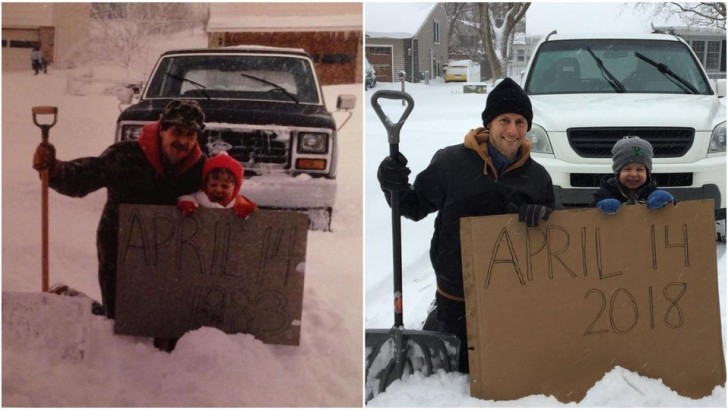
[
  {"x1": 117, "y1": 87, "x2": 133, "y2": 105},
  {"x1": 336, "y1": 94, "x2": 356, "y2": 111}
]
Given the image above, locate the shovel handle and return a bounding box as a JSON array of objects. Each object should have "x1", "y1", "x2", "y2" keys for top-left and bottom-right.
[
  {"x1": 32, "y1": 106, "x2": 58, "y2": 140},
  {"x1": 371, "y1": 90, "x2": 416, "y2": 329},
  {"x1": 32, "y1": 106, "x2": 56, "y2": 293},
  {"x1": 370, "y1": 90, "x2": 414, "y2": 145}
]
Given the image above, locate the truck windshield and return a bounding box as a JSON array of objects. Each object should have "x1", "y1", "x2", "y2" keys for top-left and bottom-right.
[
  {"x1": 525, "y1": 39, "x2": 712, "y2": 95},
  {"x1": 145, "y1": 53, "x2": 321, "y2": 104}
]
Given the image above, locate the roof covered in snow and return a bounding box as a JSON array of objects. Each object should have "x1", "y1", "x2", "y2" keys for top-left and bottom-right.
[
  {"x1": 207, "y1": 3, "x2": 362, "y2": 32},
  {"x1": 365, "y1": 2, "x2": 437, "y2": 39}
]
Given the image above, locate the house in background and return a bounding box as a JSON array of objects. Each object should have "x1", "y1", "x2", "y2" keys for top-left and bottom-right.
[
  {"x1": 207, "y1": 2, "x2": 362, "y2": 85},
  {"x1": 2, "y1": 2, "x2": 88, "y2": 71},
  {"x1": 365, "y1": 2, "x2": 449, "y2": 83},
  {"x1": 3, "y1": 3, "x2": 363, "y2": 86}
]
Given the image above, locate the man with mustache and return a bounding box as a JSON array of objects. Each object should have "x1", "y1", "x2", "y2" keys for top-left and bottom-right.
[
  {"x1": 32, "y1": 99, "x2": 206, "y2": 350},
  {"x1": 376, "y1": 78, "x2": 555, "y2": 373}
]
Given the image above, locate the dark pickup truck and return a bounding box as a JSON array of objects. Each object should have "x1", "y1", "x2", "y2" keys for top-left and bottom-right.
[{"x1": 116, "y1": 46, "x2": 356, "y2": 231}]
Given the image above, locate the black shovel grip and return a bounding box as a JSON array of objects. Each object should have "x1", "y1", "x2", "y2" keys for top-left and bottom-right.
[{"x1": 370, "y1": 90, "x2": 414, "y2": 145}]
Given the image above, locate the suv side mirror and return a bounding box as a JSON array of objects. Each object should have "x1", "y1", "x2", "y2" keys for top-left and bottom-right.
[
  {"x1": 715, "y1": 79, "x2": 726, "y2": 98},
  {"x1": 337, "y1": 94, "x2": 356, "y2": 111}
]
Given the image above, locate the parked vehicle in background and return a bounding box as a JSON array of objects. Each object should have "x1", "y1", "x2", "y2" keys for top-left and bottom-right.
[
  {"x1": 116, "y1": 46, "x2": 356, "y2": 231},
  {"x1": 444, "y1": 62, "x2": 468, "y2": 82},
  {"x1": 365, "y1": 58, "x2": 376, "y2": 90},
  {"x1": 522, "y1": 31, "x2": 726, "y2": 239}
]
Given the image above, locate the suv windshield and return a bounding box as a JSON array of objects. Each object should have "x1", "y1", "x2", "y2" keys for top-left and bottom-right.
[
  {"x1": 145, "y1": 53, "x2": 321, "y2": 104},
  {"x1": 525, "y1": 39, "x2": 712, "y2": 95}
]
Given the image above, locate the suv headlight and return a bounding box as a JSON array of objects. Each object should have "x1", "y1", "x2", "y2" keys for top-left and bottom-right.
[
  {"x1": 708, "y1": 121, "x2": 726, "y2": 154},
  {"x1": 121, "y1": 124, "x2": 144, "y2": 141},
  {"x1": 297, "y1": 132, "x2": 329, "y2": 154},
  {"x1": 526, "y1": 124, "x2": 553, "y2": 154}
]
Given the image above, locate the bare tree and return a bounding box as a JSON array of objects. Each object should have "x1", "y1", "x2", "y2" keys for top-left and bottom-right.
[
  {"x1": 444, "y1": 3, "x2": 478, "y2": 58},
  {"x1": 632, "y1": 2, "x2": 726, "y2": 30},
  {"x1": 85, "y1": 3, "x2": 207, "y2": 74},
  {"x1": 443, "y1": 3, "x2": 530, "y2": 81},
  {"x1": 479, "y1": 3, "x2": 530, "y2": 82}
]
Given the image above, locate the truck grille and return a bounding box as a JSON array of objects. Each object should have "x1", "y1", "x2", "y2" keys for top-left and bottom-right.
[
  {"x1": 201, "y1": 128, "x2": 290, "y2": 169},
  {"x1": 567, "y1": 127, "x2": 694, "y2": 158}
]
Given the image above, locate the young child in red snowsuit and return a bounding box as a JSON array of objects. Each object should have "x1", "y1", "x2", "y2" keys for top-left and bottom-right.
[{"x1": 177, "y1": 151, "x2": 257, "y2": 217}]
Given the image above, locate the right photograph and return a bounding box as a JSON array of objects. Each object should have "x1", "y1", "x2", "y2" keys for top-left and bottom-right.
[{"x1": 364, "y1": 2, "x2": 726, "y2": 407}]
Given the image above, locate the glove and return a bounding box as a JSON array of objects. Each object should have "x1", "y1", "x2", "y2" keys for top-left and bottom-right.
[
  {"x1": 646, "y1": 190, "x2": 675, "y2": 209},
  {"x1": 377, "y1": 152, "x2": 411, "y2": 192},
  {"x1": 33, "y1": 142, "x2": 57, "y2": 174},
  {"x1": 517, "y1": 204, "x2": 552, "y2": 227},
  {"x1": 233, "y1": 196, "x2": 257, "y2": 219},
  {"x1": 177, "y1": 200, "x2": 197, "y2": 217},
  {"x1": 596, "y1": 198, "x2": 621, "y2": 215}
]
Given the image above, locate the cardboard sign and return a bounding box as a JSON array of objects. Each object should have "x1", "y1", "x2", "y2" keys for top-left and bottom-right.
[
  {"x1": 114, "y1": 205, "x2": 308, "y2": 345},
  {"x1": 460, "y1": 200, "x2": 725, "y2": 402}
]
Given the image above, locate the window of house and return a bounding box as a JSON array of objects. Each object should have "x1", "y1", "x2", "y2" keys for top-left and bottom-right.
[
  {"x1": 517, "y1": 49, "x2": 526, "y2": 62},
  {"x1": 691, "y1": 40, "x2": 706, "y2": 63},
  {"x1": 706, "y1": 40, "x2": 721, "y2": 70},
  {"x1": 434, "y1": 20, "x2": 440, "y2": 44},
  {"x1": 691, "y1": 40, "x2": 723, "y2": 72}
]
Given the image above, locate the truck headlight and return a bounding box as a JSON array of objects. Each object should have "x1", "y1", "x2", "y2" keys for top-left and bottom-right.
[
  {"x1": 708, "y1": 121, "x2": 726, "y2": 153},
  {"x1": 297, "y1": 132, "x2": 329, "y2": 154},
  {"x1": 121, "y1": 124, "x2": 144, "y2": 141},
  {"x1": 526, "y1": 124, "x2": 553, "y2": 154}
]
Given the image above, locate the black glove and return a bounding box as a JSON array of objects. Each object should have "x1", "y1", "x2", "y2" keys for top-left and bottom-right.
[
  {"x1": 509, "y1": 203, "x2": 552, "y2": 227},
  {"x1": 377, "y1": 152, "x2": 411, "y2": 192}
]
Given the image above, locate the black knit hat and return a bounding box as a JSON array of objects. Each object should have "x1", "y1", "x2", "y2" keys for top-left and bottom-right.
[
  {"x1": 611, "y1": 136, "x2": 653, "y2": 174},
  {"x1": 481, "y1": 78, "x2": 533, "y2": 131},
  {"x1": 161, "y1": 99, "x2": 205, "y2": 132}
]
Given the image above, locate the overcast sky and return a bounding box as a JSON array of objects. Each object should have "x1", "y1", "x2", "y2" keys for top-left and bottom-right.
[{"x1": 525, "y1": 2, "x2": 682, "y2": 36}]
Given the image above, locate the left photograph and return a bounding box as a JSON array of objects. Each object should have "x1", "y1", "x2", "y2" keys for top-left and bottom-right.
[{"x1": 2, "y1": 2, "x2": 363, "y2": 407}]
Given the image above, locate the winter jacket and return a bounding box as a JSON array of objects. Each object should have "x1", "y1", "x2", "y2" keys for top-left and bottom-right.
[
  {"x1": 591, "y1": 175, "x2": 657, "y2": 206},
  {"x1": 49, "y1": 121, "x2": 205, "y2": 318},
  {"x1": 384, "y1": 127, "x2": 555, "y2": 300},
  {"x1": 178, "y1": 190, "x2": 258, "y2": 217}
]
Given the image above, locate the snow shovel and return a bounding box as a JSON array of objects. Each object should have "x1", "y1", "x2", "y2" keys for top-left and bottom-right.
[
  {"x1": 32, "y1": 106, "x2": 58, "y2": 292},
  {"x1": 365, "y1": 90, "x2": 460, "y2": 401}
]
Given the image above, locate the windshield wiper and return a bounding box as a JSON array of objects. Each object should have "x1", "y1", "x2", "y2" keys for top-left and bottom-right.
[
  {"x1": 587, "y1": 47, "x2": 626, "y2": 93},
  {"x1": 240, "y1": 73, "x2": 299, "y2": 104},
  {"x1": 634, "y1": 52, "x2": 699, "y2": 94},
  {"x1": 165, "y1": 72, "x2": 211, "y2": 100}
]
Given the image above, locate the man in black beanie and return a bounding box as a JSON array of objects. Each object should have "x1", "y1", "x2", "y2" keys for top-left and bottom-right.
[{"x1": 377, "y1": 78, "x2": 555, "y2": 373}]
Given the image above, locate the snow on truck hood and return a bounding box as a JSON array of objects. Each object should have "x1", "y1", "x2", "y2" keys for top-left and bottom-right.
[{"x1": 530, "y1": 93, "x2": 724, "y2": 132}]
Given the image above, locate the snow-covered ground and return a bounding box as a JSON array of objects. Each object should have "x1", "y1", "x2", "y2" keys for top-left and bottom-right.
[
  {"x1": 2, "y1": 29, "x2": 362, "y2": 406},
  {"x1": 364, "y1": 79, "x2": 727, "y2": 407}
]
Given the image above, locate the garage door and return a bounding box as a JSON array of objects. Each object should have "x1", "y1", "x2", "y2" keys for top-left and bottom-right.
[
  {"x1": 2, "y1": 29, "x2": 38, "y2": 72},
  {"x1": 366, "y1": 46, "x2": 392, "y2": 82}
]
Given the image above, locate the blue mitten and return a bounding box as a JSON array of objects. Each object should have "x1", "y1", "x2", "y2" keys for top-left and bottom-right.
[
  {"x1": 647, "y1": 190, "x2": 675, "y2": 209},
  {"x1": 596, "y1": 198, "x2": 621, "y2": 215}
]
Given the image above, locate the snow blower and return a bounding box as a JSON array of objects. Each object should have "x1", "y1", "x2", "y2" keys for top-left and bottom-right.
[
  {"x1": 365, "y1": 90, "x2": 460, "y2": 402},
  {"x1": 32, "y1": 106, "x2": 57, "y2": 292}
]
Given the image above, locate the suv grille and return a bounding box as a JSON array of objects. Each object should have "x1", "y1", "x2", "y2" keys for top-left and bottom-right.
[
  {"x1": 201, "y1": 128, "x2": 290, "y2": 169},
  {"x1": 571, "y1": 173, "x2": 693, "y2": 188},
  {"x1": 567, "y1": 127, "x2": 694, "y2": 158}
]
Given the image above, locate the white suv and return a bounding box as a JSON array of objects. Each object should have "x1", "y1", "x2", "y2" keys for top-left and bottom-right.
[{"x1": 522, "y1": 32, "x2": 726, "y2": 226}]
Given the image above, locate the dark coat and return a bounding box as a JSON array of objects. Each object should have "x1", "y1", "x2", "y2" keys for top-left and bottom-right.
[
  {"x1": 385, "y1": 127, "x2": 555, "y2": 300},
  {"x1": 591, "y1": 174, "x2": 657, "y2": 206},
  {"x1": 49, "y1": 121, "x2": 205, "y2": 318}
]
